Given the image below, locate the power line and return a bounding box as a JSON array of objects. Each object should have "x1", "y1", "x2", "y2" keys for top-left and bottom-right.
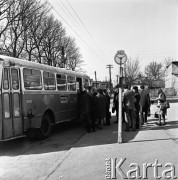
[
  {"x1": 56, "y1": 0, "x2": 98, "y2": 50},
  {"x1": 49, "y1": 3, "x2": 103, "y2": 61},
  {"x1": 58, "y1": 0, "x2": 84, "y2": 33},
  {"x1": 65, "y1": 0, "x2": 99, "y2": 47},
  {"x1": 106, "y1": 64, "x2": 113, "y2": 90},
  {"x1": 55, "y1": 0, "x2": 79, "y2": 29}
]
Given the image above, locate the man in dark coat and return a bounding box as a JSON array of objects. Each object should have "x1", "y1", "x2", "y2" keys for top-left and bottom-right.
[
  {"x1": 133, "y1": 86, "x2": 140, "y2": 129},
  {"x1": 139, "y1": 85, "x2": 150, "y2": 125},
  {"x1": 113, "y1": 85, "x2": 125, "y2": 124},
  {"x1": 83, "y1": 85, "x2": 95, "y2": 132},
  {"x1": 94, "y1": 88, "x2": 106, "y2": 129},
  {"x1": 103, "y1": 89, "x2": 111, "y2": 125},
  {"x1": 113, "y1": 87, "x2": 119, "y2": 123}
]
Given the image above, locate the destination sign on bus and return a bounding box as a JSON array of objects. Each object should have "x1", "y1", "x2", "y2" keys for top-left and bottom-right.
[{"x1": 60, "y1": 96, "x2": 68, "y2": 103}]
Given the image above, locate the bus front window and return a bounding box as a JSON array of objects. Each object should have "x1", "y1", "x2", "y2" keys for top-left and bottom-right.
[{"x1": 3, "y1": 68, "x2": 9, "y2": 89}]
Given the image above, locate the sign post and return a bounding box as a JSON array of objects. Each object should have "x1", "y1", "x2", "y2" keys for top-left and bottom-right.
[{"x1": 114, "y1": 50, "x2": 127, "y2": 144}]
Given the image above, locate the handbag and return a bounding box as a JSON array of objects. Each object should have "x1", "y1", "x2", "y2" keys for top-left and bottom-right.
[
  {"x1": 160, "y1": 101, "x2": 170, "y2": 110},
  {"x1": 165, "y1": 101, "x2": 170, "y2": 109},
  {"x1": 154, "y1": 112, "x2": 159, "y2": 118}
]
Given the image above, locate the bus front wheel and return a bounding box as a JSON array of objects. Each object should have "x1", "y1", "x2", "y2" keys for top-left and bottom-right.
[{"x1": 36, "y1": 114, "x2": 52, "y2": 140}]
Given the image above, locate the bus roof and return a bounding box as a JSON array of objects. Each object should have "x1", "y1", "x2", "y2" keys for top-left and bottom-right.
[{"x1": 0, "y1": 55, "x2": 89, "y2": 79}]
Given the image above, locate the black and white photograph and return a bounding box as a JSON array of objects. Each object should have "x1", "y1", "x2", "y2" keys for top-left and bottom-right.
[{"x1": 0, "y1": 0, "x2": 178, "y2": 179}]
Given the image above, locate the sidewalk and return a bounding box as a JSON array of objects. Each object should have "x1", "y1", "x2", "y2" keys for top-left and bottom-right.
[{"x1": 42, "y1": 106, "x2": 178, "y2": 180}]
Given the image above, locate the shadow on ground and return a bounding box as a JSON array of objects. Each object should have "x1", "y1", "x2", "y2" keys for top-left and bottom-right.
[
  {"x1": 74, "y1": 115, "x2": 139, "y2": 147},
  {"x1": 1, "y1": 114, "x2": 177, "y2": 157},
  {"x1": 141, "y1": 119, "x2": 178, "y2": 131},
  {"x1": 0, "y1": 121, "x2": 86, "y2": 157}
]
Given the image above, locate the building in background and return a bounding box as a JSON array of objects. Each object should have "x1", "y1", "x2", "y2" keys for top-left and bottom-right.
[
  {"x1": 91, "y1": 80, "x2": 113, "y2": 89},
  {"x1": 165, "y1": 61, "x2": 178, "y2": 95}
]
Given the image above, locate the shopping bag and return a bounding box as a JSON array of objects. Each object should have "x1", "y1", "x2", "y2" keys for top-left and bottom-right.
[
  {"x1": 154, "y1": 112, "x2": 159, "y2": 118},
  {"x1": 165, "y1": 101, "x2": 170, "y2": 109}
]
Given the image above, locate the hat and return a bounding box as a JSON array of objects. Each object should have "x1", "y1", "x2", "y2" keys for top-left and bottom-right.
[
  {"x1": 133, "y1": 86, "x2": 138, "y2": 90},
  {"x1": 123, "y1": 84, "x2": 128, "y2": 89},
  {"x1": 140, "y1": 85, "x2": 145, "y2": 89}
]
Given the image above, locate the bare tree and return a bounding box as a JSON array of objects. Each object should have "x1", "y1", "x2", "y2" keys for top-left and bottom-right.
[
  {"x1": 123, "y1": 57, "x2": 140, "y2": 87},
  {"x1": 1, "y1": 0, "x2": 48, "y2": 58},
  {"x1": 0, "y1": 0, "x2": 83, "y2": 71},
  {"x1": 22, "y1": 0, "x2": 50, "y2": 61},
  {"x1": 164, "y1": 57, "x2": 175, "y2": 67},
  {"x1": 0, "y1": 0, "x2": 16, "y2": 37},
  {"x1": 42, "y1": 15, "x2": 65, "y2": 66},
  {"x1": 145, "y1": 61, "x2": 163, "y2": 80}
]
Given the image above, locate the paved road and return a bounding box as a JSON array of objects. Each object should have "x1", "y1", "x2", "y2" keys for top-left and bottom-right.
[
  {"x1": 150, "y1": 102, "x2": 178, "y2": 144},
  {"x1": 0, "y1": 102, "x2": 177, "y2": 180},
  {"x1": 47, "y1": 103, "x2": 178, "y2": 180},
  {"x1": 0, "y1": 121, "x2": 86, "y2": 180}
]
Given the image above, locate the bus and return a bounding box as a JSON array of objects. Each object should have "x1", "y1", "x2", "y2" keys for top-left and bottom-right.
[{"x1": 0, "y1": 55, "x2": 90, "y2": 141}]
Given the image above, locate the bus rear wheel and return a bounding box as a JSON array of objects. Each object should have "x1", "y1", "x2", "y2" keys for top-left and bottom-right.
[{"x1": 36, "y1": 114, "x2": 52, "y2": 140}]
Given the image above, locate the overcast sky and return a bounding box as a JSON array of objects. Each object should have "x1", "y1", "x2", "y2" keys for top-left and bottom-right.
[{"x1": 50, "y1": 0, "x2": 178, "y2": 84}]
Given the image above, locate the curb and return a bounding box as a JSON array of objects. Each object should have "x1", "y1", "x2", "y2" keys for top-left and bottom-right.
[
  {"x1": 39, "y1": 148, "x2": 74, "y2": 180},
  {"x1": 39, "y1": 132, "x2": 87, "y2": 180}
]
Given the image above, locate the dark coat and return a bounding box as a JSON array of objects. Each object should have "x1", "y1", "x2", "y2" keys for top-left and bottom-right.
[
  {"x1": 139, "y1": 89, "x2": 150, "y2": 111},
  {"x1": 123, "y1": 89, "x2": 134, "y2": 110},
  {"x1": 113, "y1": 90, "x2": 119, "y2": 109},
  {"x1": 104, "y1": 93, "x2": 110, "y2": 109},
  {"x1": 94, "y1": 94, "x2": 106, "y2": 119},
  {"x1": 133, "y1": 92, "x2": 140, "y2": 111},
  {"x1": 83, "y1": 92, "x2": 93, "y2": 113}
]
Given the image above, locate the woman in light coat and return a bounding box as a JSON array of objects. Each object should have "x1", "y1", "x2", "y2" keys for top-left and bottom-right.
[{"x1": 157, "y1": 88, "x2": 167, "y2": 125}]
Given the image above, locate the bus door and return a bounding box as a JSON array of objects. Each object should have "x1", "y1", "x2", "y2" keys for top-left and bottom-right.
[
  {"x1": 76, "y1": 77, "x2": 82, "y2": 92},
  {"x1": 1, "y1": 67, "x2": 23, "y2": 140}
]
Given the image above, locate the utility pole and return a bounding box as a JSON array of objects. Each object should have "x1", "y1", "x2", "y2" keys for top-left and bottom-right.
[
  {"x1": 94, "y1": 71, "x2": 97, "y2": 88},
  {"x1": 116, "y1": 75, "x2": 119, "y2": 85},
  {"x1": 106, "y1": 64, "x2": 113, "y2": 91}
]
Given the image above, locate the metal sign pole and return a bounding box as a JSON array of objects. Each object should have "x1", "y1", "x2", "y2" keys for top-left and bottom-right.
[
  {"x1": 114, "y1": 50, "x2": 127, "y2": 144},
  {"x1": 118, "y1": 79, "x2": 122, "y2": 143}
]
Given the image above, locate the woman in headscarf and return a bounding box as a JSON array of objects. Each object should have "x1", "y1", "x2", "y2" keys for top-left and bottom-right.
[{"x1": 157, "y1": 88, "x2": 167, "y2": 125}]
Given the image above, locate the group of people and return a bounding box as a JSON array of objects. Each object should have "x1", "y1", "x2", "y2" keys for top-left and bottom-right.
[
  {"x1": 80, "y1": 84, "x2": 111, "y2": 133},
  {"x1": 113, "y1": 84, "x2": 168, "y2": 131},
  {"x1": 81, "y1": 83, "x2": 168, "y2": 133},
  {"x1": 113, "y1": 84, "x2": 151, "y2": 131}
]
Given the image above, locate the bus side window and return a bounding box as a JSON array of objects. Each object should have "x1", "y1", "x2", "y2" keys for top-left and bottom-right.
[
  {"x1": 67, "y1": 76, "x2": 76, "y2": 91},
  {"x1": 23, "y1": 68, "x2": 42, "y2": 90},
  {"x1": 43, "y1": 72, "x2": 56, "y2": 90},
  {"x1": 56, "y1": 74, "x2": 66, "y2": 91}
]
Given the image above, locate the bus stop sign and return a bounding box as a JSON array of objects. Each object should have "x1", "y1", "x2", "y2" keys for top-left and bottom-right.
[{"x1": 114, "y1": 50, "x2": 127, "y2": 65}]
